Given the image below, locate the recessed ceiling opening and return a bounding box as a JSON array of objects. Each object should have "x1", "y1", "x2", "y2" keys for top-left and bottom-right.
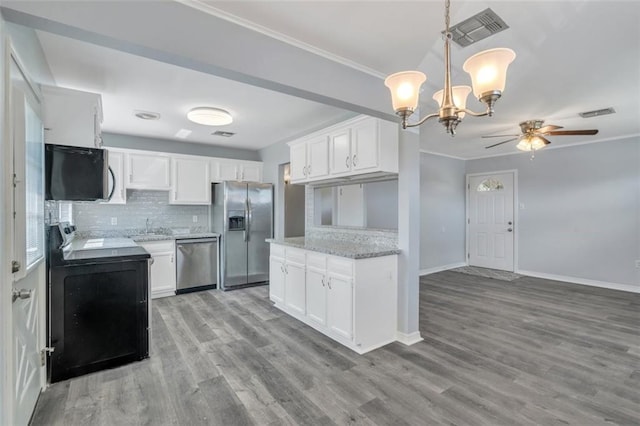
[
  {"x1": 579, "y1": 107, "x2": 616, "y2": 118},
  {"x1": 448, "y1": 8, "x2": 509, "y2": 47},
  {"x1": 212, "y1": 131, "x2": 235, "y2": 137}
]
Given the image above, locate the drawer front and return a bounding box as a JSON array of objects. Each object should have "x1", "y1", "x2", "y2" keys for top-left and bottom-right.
[
  {"x1": 306, "y1": 252, "x2": 327, "y2": 271},
  {"x1": 327, "y1": 256, "x2": 353, "y2": 278},
  {"x1": 286, "y1": 247, "x2": 306, "y2": 265},
  {"x1": 270, "y1": 244, "x2": 285, "y2": 258},
  {"x1": 138, "y1": 240, "x2": 174, "y2": 254}
]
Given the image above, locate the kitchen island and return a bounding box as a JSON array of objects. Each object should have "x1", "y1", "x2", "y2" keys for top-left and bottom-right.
[{"x1": 267, "y1": 237, "x2": 399, "y2": 354}]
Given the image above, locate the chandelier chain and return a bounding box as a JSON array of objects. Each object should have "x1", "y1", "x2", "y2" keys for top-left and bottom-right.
[{"x1": 445, "y1": 0, "x2": 451, "y2": 34}]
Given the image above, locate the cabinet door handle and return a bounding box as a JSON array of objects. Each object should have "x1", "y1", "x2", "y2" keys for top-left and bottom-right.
[
  {"x1": 345, "y1": 156, "x2": 350, "y2": 168},
  {"x1": 280, "y1": 264, "x2": 284, "y2": 273},
  {"x1": 307, "y1": 164, "x2": 311, "y2": 175},
  {"x1": 170, "y1": 255, "x2": 174, "y2": 263},
  {"x1": 327, "y1": 278, "x2": 332, "y2": 289},
  {"x1": 352, "y1": 154, "x2": 357, "y2": 167},
  {"x1": 321, "y1": 276, "x2": 325, "y2": 287}
]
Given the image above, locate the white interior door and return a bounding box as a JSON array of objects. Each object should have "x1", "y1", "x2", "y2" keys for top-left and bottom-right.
[
  {"x1": 8, "y1": 53, "x2": 46, "y2": 426},
  {"x1": 468, "y1": 172, "x2": 515, "y2": 271}
]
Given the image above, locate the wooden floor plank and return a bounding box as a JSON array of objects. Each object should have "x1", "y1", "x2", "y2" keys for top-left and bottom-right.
[{"x1": 31, "y1": 271, "x2": 640, "y2": 425}]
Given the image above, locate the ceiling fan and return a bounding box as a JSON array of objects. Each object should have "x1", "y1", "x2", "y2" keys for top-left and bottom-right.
[{"x1": 483, "y1": 119, "x2": 599, "y2": 151}]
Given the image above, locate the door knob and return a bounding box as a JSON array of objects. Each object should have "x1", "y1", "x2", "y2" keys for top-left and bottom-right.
[
  {"x1": 12, "y1": 288, "x2": 33, "y2": 303},
  {"x1": 508, "y1": 221, "x2": 513, "y2": 225},
  {"x1": 507, "y1": 228, "x2": 513, "y2": 232}
]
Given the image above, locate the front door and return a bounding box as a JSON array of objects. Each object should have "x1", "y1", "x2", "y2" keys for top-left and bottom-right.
[
  {"x1": 467, "y1": 172, "x2": 515, "y2": 271},
  {"x1": 8, "y1": 53, "x2": 46, "y2": 426}
]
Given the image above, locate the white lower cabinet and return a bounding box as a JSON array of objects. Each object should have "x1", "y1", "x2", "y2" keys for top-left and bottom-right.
[
  {"x1": 269, "y1": 243, "x2": 397, "y2": 354},
  {"x1": 139, "y1": 240, "x2": 176, "y2": 299},
  {"x1": 269, "y1": 256, "x2": 285, "y2": 304},
  {"x1": 284, "y1": 259, "x2": 306, "y2": 315},
  {"x1": 326, "y1": 272, "x2": 353, "y2": 341},
  {"x1": 305, "y1": 267, "x2": 327, "y2": 326}
]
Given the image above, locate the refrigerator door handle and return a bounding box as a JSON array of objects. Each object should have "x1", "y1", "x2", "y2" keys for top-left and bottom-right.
[{"x1": 246, "y1": 199, "x2": 251, "y2": 242}]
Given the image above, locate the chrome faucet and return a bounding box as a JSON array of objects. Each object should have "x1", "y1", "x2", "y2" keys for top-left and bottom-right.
[{"x1": 145, "y1": 218, "x2": 151, "y2": 234}]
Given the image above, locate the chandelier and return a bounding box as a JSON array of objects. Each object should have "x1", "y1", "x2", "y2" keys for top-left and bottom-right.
[{"x1": 384, "y1": 0, "x2": 516, "y2": 135}]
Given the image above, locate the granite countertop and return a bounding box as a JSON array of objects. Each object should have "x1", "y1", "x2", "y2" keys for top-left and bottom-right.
[
  {"x1": 266, "y1": 237, "x2": 400, "y2": 259},
  {"x1": 131, "y1": 232, "x2": 219, "y2": 242}
]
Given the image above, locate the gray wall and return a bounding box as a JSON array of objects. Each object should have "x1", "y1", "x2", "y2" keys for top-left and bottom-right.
[
  {"x1": 72, "y1": 189, "x2": 209, "y2": 236},
  {"x1": 103, "y1": 132, "x2": 260, "y2": 161},
  {"x1": 466, "y1": 137, "x2": 640, "y2": 288},
  {"x1": 364, "y1": 179, "x2": 399, "y2": 229},
  {"x1": 259, "y1": 140, "x2": 290, "y2": 239},
  {"x1": 420, "y1": 153, "x2": 466, "y2": 272}
]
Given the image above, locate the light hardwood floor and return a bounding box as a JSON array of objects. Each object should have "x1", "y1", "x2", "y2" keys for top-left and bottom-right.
[{"x1": 31, "y1": 271, "x2": 640, "y2": 425}]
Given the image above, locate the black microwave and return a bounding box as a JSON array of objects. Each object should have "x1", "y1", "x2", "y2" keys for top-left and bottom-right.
[{"x1": 45, "y1": 144, "x2": 112, "y2": 201}]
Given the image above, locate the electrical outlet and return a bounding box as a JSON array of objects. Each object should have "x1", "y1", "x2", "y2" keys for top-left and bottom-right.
[
  {"x1": 635, "y1": 260, "x2": 640, "y2": 269},
  {"x1": 192, "y1": 215, "x2": 198, "y2": 223},
  {"x1": 110, "y1": 217, "x2": 117, "y2": 225}
]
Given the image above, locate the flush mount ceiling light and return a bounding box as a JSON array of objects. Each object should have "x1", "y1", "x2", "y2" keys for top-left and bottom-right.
[
  {"x1": 187, "y1": 107, "x2": 233, "y2": 126},
  {"x1": 384, "y1": 0, "x2": 515, "y2": 135}
]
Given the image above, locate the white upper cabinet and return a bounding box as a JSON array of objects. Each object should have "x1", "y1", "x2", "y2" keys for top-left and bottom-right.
[
  {"x1": 215, "y1": 160, "x2": 239, "y2": 182},
  {"x1": 329, "y1": 128, "x2": 352, "y2": 176},
  {"x1": 290, "y1": 135, "x2": 329, "y2": 183},
  {"x1": 211, "y1": 159, "x2": 263, "y2": 182},
  {"x1": 103, "y1": 150, "x2": 126, "y2": 204},
  {"x1": 127, "y1": 152, "x2": 171, "y2": 190},
  {"x1": 288, "y1": 115, "x2": 398, "y2": 184},
  {"x1": 289, "y1": 143, "x2": 307, "y2": 182},
  {"x1": 238, "y1": 161, "x2": 263, "y2": 182},
  {"x1": 351, "y1": 118, "x2": 379, "y2": 171},
  {"x1": 42, "y1": 85, "x2": 103, "y2": 148},
  {"x1": 171, "y1": 157, "x2": 211, "y2": 205}
]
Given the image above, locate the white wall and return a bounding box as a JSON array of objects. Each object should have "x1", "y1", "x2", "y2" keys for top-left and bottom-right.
[
  {"x1": 466, "y1": 137, "x2": 640, "y2": 290},
  {"x1": 420, "y1": 153, "x2": 466, "y2": 273}
]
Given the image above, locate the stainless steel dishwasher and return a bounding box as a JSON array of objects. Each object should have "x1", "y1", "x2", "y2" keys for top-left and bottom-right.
[{"x1": 175, "y1": 237, "x2": 219, "y2": 294}]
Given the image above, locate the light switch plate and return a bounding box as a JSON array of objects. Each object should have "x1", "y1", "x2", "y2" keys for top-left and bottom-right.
[{"x1": 110, "y1": 217, "x2": 117, "y2": 225}]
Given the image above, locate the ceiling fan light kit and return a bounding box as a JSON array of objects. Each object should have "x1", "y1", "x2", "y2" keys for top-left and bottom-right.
[
  {"x1": 483, "y1": 119, "x2": 599, "y2": 156},
  {"x1": 384, "y1": 0, "x2": 515, "y2": 135}
]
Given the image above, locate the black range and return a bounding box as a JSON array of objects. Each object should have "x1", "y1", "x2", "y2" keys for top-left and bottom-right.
[{"x1": 47, "y1": 223, "x2": 151, "y2": 383}]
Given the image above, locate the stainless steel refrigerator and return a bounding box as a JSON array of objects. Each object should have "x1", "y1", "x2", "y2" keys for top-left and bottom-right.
[{"x1": 211, "y1": 181, "x2": 273, "y2": 290}]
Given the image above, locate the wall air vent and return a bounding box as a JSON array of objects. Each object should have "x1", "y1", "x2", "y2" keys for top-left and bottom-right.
[
  {"x1": 579, "y1": 107, "x2": 616, "y2": 118},
  {"x1": 212, "y1": 131, "x2": 235, "y2": 137},
  {"x1": 447, "y1": 8, "x2": 509, "y2": 47}
]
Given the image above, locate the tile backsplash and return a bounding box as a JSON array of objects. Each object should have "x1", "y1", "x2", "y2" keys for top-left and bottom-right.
[{"x1": 70, "y1": 190, "x2": 209, "y2": 236}]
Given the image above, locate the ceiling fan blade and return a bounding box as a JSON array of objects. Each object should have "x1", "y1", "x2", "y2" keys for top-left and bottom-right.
[
  {"x1": 485, "y1": 137, "x2": 519, "y2": 149},
  {"x1": 537, "y1": 124, "x2": 563, "y2": 133},
  {"x1": 547, "y1": 129, "x2": 599, "y2": 136},
  {"x1": 481, "y1": 134, "x2": 520, "y2": 138}
]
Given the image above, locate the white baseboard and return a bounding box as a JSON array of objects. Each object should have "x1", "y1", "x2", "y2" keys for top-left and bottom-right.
[
  {"x1": 396, "y1": 331, "x2": 423, "y2": 346},
  {"x1": 517, "y1": 270, "x2": 639, "y2": 294},
  {"x1": 420, "y1": 262, "x2": 467, "y2": 276}
]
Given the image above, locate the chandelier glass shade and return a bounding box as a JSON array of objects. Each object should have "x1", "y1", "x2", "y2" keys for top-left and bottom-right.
[{"x1": 384, "y1": 0, "x2": 515, "y2": 135}]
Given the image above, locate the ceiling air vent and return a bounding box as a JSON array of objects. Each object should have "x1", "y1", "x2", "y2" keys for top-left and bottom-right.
[
  {"x1": 212, "y1": 131, "x2": 235, "y2": 137},
  {"x1": 579, "y1": 107, "x2": 616, "y2": 118},
  {"x1": 448, "y1": 8, "x2": 509, "y2": 47}
]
